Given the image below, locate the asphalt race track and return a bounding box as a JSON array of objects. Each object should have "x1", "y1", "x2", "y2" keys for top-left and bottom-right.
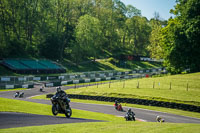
[
  {"x1": 0, "y1": 112, "x2": 102, "y2": 129},
  {"x1": 0, "y1": 84, "x2": 200, "y2": 129}
]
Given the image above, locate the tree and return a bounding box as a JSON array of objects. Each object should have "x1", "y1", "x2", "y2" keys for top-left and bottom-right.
[
  {"x1": 75, "y1": 14, "x2": 102, "y2": 61},
  {"x1": 125, "y1": 16, "x2": 151, "y2": 56},
  {"x1": 161, "y1": 0, "x2": 200, "y2": 73},
  {"x1": 148, "y1": 19, "x2": 163, "y2": 59}
]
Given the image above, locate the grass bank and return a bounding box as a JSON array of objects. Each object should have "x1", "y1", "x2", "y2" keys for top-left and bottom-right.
[
  {"x1": 0, "y1": 58, "x2": 162, "y2": 76},
  {"x1": 66, "y1": 72, "x2": 200, "y2": 106}
]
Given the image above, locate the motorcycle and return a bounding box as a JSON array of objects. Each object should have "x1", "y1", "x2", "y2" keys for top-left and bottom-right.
[
  {"x1": 51, "y1": 94, "x2": 72, "y2": 118},
  {"x1": 14, "y1": 92, "x2": 20, "y2": 98},
  {"x1": 114, "y1": 103, "x2": 123, "y2": 111},
  {"x1": 40, "y1": 87, "x2": 44, "y2": 92},
  {"x1": 124, "y1": 113, "x2": 136, "y2": 121},
  {"x1": 19, "y1": 92, "x2": 24, "y2": 98},
  {"x1": 14, "y1": 92, "x2": 24, "y2": 98}
]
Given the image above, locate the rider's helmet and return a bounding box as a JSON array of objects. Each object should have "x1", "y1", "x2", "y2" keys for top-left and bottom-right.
[
  {"x1": 56, "y1": 86, "x2": 61, "y2": 92},
  {"x1": 128, "y1": 108, "x2": 132, "y2": 112}
]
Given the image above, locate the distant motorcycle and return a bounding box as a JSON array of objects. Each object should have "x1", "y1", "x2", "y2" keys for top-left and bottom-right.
[
  {"x1": 40, "y1": 87, "x2": 44, "y2": 92},
  {"x1": 19, "y1": 92, "x2": 24, "y2": 98},
  {"x1": 14, "y1": 92, "x2": 24, "y2": 98},
  {"x1": 124, "y1": 113, "x2": 136, "y2": 121},
  {"x1": 156, "y1": 116, "x2": 165, "y2": 123},
  {"x1": 14, "y1": 92, "x2": 20, "y2": 98},
  {"x1": 51, "y1": 94, "x2": 72, "y2": 118},
  {"x1": 114, "y1": 103, "x2": 123, "y2": 111}
]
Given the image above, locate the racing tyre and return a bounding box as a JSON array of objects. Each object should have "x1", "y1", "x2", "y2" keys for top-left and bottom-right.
[
  {"x1": 65, "y1": 107, "x2": 72, "y2": 118},
  {"x1": 52, "y1": 105, "x2": 58, "y2": 116}
]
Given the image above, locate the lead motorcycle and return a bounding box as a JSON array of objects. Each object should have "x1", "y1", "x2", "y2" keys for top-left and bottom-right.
[{"x1": 51, "y1": 94, "x2": 72, "y2": 118}]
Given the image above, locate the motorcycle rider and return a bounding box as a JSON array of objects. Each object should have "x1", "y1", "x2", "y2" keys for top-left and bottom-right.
[
  {"x1": 126, "y1": 108, "x2": 135, "y2": 120},
  {"x1": 114, "y1": 100, "x2": 118, "y2": 108},
  {"x1": 156, "y1": 116, "x2": 165, "y2": 123},
  {"x1": 55, "y1": 86, "x2": 69, "y2": 107}
]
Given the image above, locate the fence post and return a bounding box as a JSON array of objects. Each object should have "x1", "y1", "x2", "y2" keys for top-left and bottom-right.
[
  {"x1": 137, "y1": 81, "x2": 139, "y2": 88},
  {"x1": 109, "y1": 81, "x2": 111, "y2": 88},
  {"x1": 187, "y1": 83, "x2": 189, "y2": 91},
  {"x1": 153, "y1": 81, "x2": 155, "y2": 89},
  {"x1": 169, "y1": 82, "x2": 172, "y2": 90},
  {"x1": 97, "y1": 83, "x2": 98, "y2": 88}
]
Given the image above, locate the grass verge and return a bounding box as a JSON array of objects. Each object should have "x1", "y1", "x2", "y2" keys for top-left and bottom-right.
[
  {"x1": 0, "y1": 97, "x2": 200, "y2": 133},
  {"x1": 65, "y1": 72, "x2": 200, "y2": 106},
  {"x1": 0, "y1": 88, "x2": 27, "y2": 92}
]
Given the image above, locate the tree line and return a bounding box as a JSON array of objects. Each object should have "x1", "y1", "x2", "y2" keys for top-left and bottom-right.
[
  {"x1": 0, "y1": 0, "x2": 199, "y2": 73},
  {"x1": 148, "y1": 0, "x2": 200, "y2": 73}
]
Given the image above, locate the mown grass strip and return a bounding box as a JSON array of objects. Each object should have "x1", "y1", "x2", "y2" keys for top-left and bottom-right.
[
  {"x1": 1, "y1": 118, "x2": 200, "y2": 133},
  {"x1": 0, "y1": 88, "x2": 27, "y2": 92}
]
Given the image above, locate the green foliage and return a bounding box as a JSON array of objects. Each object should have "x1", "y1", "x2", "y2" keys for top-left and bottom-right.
[
  {"x1": 161, "y1": 0, "x2": 200, "y2": 73},
  {"x1": 75, "y1": 14, "x2": 102, "y2": 61},
  {"x1": 0, "y1": 0, "x2": 151, "y2": 64}
]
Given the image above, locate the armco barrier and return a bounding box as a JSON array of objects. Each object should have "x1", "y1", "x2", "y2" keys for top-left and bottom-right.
[
  {"x1": 67, "y1": 94, "x2": 200, "y2": 113},
  {"x1": 0, "y1": 84, "x2": 34, "y2": 89}
]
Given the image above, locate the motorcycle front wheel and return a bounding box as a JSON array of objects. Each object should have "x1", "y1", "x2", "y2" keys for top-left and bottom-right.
[
  {"x1": 52, "y1": 104, "x2": 58, "y2": 116},
  {"x1": 65, "y1": 107, "x2": 72, "y2": 118}
]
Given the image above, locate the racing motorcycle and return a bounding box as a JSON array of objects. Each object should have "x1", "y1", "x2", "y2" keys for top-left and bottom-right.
[
  {"x1": 51, "y1": 94, "x2": 72, "y2": 118},
  {"x1": 124, "y1": 113, "x2": 136, "y2": 121},
  {"x1": 14, "y1": 92, "x2": 20, "y2": 98},
  {"x1": 114, "y1": 103, "x2": 123, "y2": 111},
  {"x1": 14, "y1": 92, "x2": 24, "y2": 98}
]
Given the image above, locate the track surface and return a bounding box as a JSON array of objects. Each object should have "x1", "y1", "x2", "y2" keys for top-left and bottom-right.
[
  {"x1": 0, "y1": 112, "x2": 101, "y2": 129},
  {"x1": 0, "y1": 84, "x2": 200, "y2": 129}
]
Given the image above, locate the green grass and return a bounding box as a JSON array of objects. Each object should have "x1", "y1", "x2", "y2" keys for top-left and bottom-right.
[
  {"x1": 0, "y1": 88, "x2": 27, "y2": 92},
  {"x1": 66, "y1": 72, "x2": 200, "y2": 106},
  {"x1": 63, "y1": 58, "x2": 162, "y2": 72},
  {"x1": 0, "y1": 97, "x2": 118, "y2": 121},
  {"x1": 1, "y1": 121, "x2": 200, "y2": 133},
  {"x1": 1, "y1": 97, "x2": 200, "y2": 133}
]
